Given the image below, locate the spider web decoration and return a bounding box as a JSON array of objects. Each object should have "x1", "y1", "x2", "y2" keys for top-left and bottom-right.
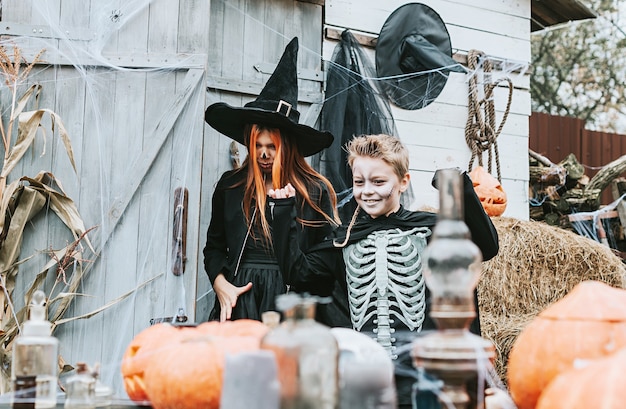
[
  {"x1": 569, "y1": 193, "x2": 626, "y2": 251},
  {"x1": 0, "y1": 0, "x2": 205, "y2": 394},
  {"x1": 319, "y1": 30, "x2": 413, "y2": 223},
  {"x1": 378, "y1": 67, "x2": 454, "y2": 111}
]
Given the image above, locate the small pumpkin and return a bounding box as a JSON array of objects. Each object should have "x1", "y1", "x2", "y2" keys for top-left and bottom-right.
[
  {"x1": 536, "y1": 347, "x2": 626, "y2": 409},
  {"x1": 469, "y1": 166, "x2": 507, "y2": 216},
  {"x1": 507, "y1": 281, "x2": 626, "y2": 409},
  {"x1": 121, "y1": 319, "x2": 269, "y2": 409}
]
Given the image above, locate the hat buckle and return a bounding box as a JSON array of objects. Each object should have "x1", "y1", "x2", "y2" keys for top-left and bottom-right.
[{"x1": 276, "y1": 100, "x2": 292, "y2": 117}]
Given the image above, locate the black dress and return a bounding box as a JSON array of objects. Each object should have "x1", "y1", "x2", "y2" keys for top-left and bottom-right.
[
  {"x1": 203, "y1": 167, "x2": 335, "y2": 321},
  {"x1": 213, "y1": 222, "x2": 285, "y2": 320}
]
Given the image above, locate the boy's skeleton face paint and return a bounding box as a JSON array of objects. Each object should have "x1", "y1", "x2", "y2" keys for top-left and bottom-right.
[{"x1": 351, "y1": 156, "x2": 410, "y2": 219}]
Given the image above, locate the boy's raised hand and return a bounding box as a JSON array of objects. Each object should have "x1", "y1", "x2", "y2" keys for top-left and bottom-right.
[{"x1": 268, "y1": 183, "x2": 296, "y2": 199}]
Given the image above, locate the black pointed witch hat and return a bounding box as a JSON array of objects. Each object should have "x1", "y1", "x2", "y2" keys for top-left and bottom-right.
[
  {"x1": 205, "y1": 37, "x2": 334, "y2": 157},
  {"x1": 375, "y1": 3, "x2": 465, "y2": 110}
]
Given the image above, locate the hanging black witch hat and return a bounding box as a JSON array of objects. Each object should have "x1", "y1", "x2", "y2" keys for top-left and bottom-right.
[
  {"x1": 205, "y1": 37, "x2": 334, "y2": 157},
  {"x1": 375, "y1": 3, "x2": 465, "y2": 110}
]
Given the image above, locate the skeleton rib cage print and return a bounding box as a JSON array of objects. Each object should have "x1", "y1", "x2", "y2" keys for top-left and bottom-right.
[{"x1": 343, "y1": 227, "x2": 431, "y2": 357}]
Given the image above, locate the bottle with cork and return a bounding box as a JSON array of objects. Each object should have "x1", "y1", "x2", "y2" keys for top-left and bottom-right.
[
  {"x1": 64, "y1": 362, "x2": 96, "y2": 409},
  {"x1": 11, "y1": 290, "x2": 59, "y2": 409}
]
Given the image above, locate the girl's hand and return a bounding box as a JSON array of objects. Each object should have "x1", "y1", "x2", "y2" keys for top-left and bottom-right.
[
  {"x1": 268, "y1": 183, "x2": 296, "y2": 199},
  {"x1": 213, "y1": 274, "x2": 253, "y2": 322}
]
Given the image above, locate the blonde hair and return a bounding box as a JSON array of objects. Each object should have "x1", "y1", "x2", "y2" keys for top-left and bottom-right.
[{"x1": 346, "y1": 134, "x2": 409, "y2": 180}]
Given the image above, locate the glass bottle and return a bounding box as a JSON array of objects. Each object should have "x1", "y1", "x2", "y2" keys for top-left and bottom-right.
[
  {"x1": 11, "y1": 290, "x2": 59, "y2": 409},
  {"x1": 261, "y1": 310, "x2": 281, "y2": 329},
  {"x1": 412, "y1": 169, "x2": 495, "y2": 408},
  {"x1": 64, "y1": 362, "x2": 96, "y2": 409},
  {"x1": 423, "y1": 169, "x2": 483, "y2": 330},
  {"x1": 331, "y1": 328, "x2": 396, "y2": 409},
  {"x1": 260, "y1": 294, "x2": 338, "y2": 409}
]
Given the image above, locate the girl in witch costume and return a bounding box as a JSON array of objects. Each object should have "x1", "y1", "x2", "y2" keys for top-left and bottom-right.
[
  {"x1": 268, "y1": 134, "x2": 498, "y2": 407},
  {"x1": 203, "y1": 37, "x2": 340, "y2": 322}
]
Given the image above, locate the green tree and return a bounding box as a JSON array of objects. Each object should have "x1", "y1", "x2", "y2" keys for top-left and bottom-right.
[{"x1": 531, "y1": 0, "x2": 626, "y2": 132}]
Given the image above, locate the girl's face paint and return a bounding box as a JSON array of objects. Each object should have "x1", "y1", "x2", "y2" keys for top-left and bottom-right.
[{"x1": 255, "y1": 130, "x2": 276, "y2": 174}]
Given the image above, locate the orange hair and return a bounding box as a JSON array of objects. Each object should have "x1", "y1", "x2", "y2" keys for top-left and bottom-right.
[{"x1": 237, "y1": 124, "x2": 339, "y2": 245}]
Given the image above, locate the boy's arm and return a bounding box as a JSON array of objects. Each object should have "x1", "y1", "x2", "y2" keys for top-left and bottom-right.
[
  {"x1": 270, "y1": 197, "x2": 338, "y2": 295},
  {"x1": 461, "y1": 171, "x2": 499, "y2": 261},
  {"x1": 432, "y1": 169, "x2": 500, "y2": 261}
]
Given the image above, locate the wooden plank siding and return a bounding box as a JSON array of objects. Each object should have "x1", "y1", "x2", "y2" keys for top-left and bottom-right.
[
  {"x1": 323, "y1": 0, "x2": 532, "y2": 219},
  {"x1": 325, "y1": 0, "x2": 531, "y2": 62},
  {"x1": 529, "y1": 112, "x2": 626, "y2": 205}
]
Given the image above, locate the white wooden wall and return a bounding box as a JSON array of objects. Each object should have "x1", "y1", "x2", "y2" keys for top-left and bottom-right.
[{"x1": 324, "y1": 0, "x2": 531, "y2": 220}]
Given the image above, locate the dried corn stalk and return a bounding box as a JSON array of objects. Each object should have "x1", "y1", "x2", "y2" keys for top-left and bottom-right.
[{"x1": 0, "y1": 44, "x2": 105, "y2": 391}]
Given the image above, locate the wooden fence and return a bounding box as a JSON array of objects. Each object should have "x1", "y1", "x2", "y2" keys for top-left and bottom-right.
[{"x1": 529, "y1": 112, "x2": 626, "y2": 204}]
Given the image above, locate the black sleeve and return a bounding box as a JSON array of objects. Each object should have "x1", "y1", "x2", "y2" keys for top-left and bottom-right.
[
  {"x1": 298, "y1": 182, "x2": 337, "y2": 251},
  {"x1": 270, "y1": 196, "x2": 341, "y2": 295},
  {"x1": 432, "y1": 169, "x2": 499, "y2": 261},
  {"x1": 203, "y1": 177, "x2": 229, "y2": 284},
  {"x1": 461, "y1": 172, "x2": 499, "y2": 261}
]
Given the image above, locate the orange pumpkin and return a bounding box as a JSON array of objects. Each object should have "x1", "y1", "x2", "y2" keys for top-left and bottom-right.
[
  {"x1": 536, "y1": 347, "x2": 626, "y2": 409},
  {"x1": 469, "y1": 166, "x2": 507, "y2": 216},
  {"x1": 121, "y1": 320, "x2": 269, "y2": 409},
  {"x1": 507, "y1": 281, "x2": 626, "y2": 409},
  {"x1": 121, "y1": 323, "x2": 185, "y2": 402},
  {"x1": 197, "y1": 319, "x2": 270, "y2": 338}
]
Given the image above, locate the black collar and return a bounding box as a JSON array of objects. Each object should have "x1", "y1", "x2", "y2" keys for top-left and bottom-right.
[{"x1": 314, "y1": 206, "x2": 437, "y2": 249}]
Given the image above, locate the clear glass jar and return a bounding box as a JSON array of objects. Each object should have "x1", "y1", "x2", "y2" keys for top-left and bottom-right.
[
  {"x1": 64, "y1": 363, "x2": 96, "y2": 409},
  {"x1": 261, "y1": 294, "x2": 338, "y2": 409},
  {"x1": 331, "y1": 328, "x2": 396, "y2": 409}
]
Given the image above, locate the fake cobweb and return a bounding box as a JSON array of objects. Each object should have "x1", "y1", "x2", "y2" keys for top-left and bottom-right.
[
  {"x1": 0, "y1": 0, "x2": 526, "y2": 405},
  {"x1": 568, "y1": 193, "x2": 626, "y2": 252}
]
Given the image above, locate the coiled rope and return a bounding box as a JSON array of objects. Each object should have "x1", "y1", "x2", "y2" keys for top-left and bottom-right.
[{"x1": 464, "y1": 49, "x2": 514, "y2": 182}]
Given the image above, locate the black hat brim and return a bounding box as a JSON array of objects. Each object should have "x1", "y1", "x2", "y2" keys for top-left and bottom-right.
[
  {"x1": 376, "y1": 3, "x2": 457, "y2": 110},
  {"x1": 205, "y1": 102, "x2": 333, "y2": 157}
]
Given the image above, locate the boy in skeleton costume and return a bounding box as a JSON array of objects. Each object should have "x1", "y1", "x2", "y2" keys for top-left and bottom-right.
[{"x1": 269, "y1": 134, "x2": 498, "y2": 406}]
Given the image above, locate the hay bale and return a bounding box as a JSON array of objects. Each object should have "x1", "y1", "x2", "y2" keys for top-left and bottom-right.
[
  {"x1": 479, "y1": 217, "x2": 626, "y2": 318},
  {"x1": 478, "y1": 216, "x2": 626, "y2": 382}
]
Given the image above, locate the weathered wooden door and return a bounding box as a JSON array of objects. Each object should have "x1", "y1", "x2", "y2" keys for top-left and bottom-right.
[{"x1": 0, "y1": 0, "x2": 210, "y2": 395}]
